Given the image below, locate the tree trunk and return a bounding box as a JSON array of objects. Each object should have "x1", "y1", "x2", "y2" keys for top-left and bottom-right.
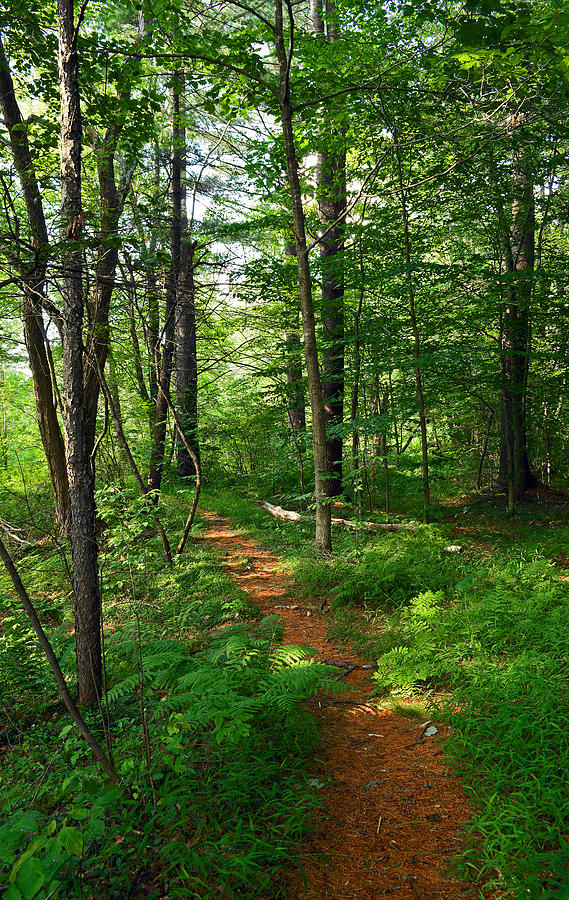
[
  {"x1": 23, "y1": 294, "x2": 71, "y2": 529},
  {"x1": 176, "y1": 240, "x2": 200, "y2": 476},
  {"x1": 127, "y1": 283, "x2": 150, "y2": 407},
  {"x1": 477, "y1": 407, "x2": 495, "y2": 491},
  {"x1": 286, "y1": 329, "x2": 307, "y2": 433},
  {"x1": 144, "y1": 147, "x2": 162, "y2": 428},
  {"x1": 351, "y1": 221, "x2": 365, "y2": 505},
  {"x1": 173, "y1": 77, "x2": 200, "y2": 478},
  {"x1": 0, "y1": 537, "x2": 118, "y2": 783},
  {"x1": 147, "y1": 79, "x2": 182, "y2": 494},
  {"x1": 274, "y1": 0, "x2": 331, "y2": 552},
  {"x1": 392, "y1": 131, "x2": 430, "y2": 523},
  {"x1": 284, "y1": 241, "x2": 307, "y2": 437},
  {"x1": 311, "y1": 0, "x2": 346, "y2": 498},
  {"x1": 84, "y1": 122, "x2": 137, "y2": 464},
  {"x1": 0, "y1": 36, "x2": 71, "y2": 531},
  {"x1": 499, "y1": 130, "x2": 537, "y2": 506},
  {"x1": 105, "y1": 353, "x2": 126, "y2": 461},
  {"x1": 0, "y1": 370, "x2": 6, "y2": 467},
  {"x1": 58, "y1": 0, "x2": 102, "y2": 706}
]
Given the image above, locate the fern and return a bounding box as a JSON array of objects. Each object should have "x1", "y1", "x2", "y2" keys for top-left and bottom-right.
[{"x1": 104, "y1": 619, "x2": 341, "y2": 749}]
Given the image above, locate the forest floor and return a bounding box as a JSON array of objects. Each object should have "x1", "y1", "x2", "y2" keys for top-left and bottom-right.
[{"x1": 199, "y1": 510, "x2": 476, "y2": 900}]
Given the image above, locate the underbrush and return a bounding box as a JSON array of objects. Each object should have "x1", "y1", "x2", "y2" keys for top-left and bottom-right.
[
  {"x1": 340, "y1": 545, "x2": 569, "y2": 896},
  {"x1": 0, "y1": 483, "x2": 337, "y2": 899},
  {"x1": 201, "y1": 483, "x2": 569, "y2": 898}
]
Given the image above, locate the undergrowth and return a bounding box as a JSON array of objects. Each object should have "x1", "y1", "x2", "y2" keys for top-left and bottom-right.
[
  {"x1": 0, "y1": 481, "x2": 340, "y2": 899},
  {"x1": 201, "y1": 482, "x2": 569, "y2": 899}
]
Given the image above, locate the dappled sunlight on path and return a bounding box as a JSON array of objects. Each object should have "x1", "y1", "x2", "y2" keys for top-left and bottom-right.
[{"x1": 200, "y1": 511, "x2": 475, "y2": 899}]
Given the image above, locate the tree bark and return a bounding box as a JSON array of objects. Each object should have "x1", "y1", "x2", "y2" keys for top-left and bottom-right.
[
  {"x1": 0, "y1": 538, "x2": 118, "y2": 783},
  {"x1": 499, "y1": 127, "x2": 537, "y2": 507},
  {"x1": 477, "y1": 407, "x2": 495, "y2": 491},
  {"x1": 274, "y1": 0, "x2": 331, "y2": 552},
  {"x1": 392, "y1": 130, "x2": 430, "y2": 524},
  {"x1": 0, "y1": 36, "x2": 71, "y2": 530},
  {"x1": 311, "y1": 0, "x2": 346, "y2": 497},
  {"x1": 172, "y1": 78, "x2": 200, "y2": 478},
  {"x1": 176, "y1": 240, "x2": 200, "y2": 476},
  {"x1": 58, "y1": 0, "x2": 102, "y2": 706},
  {"x1": 147, "y1": 79, "x2": 182, "y2": 494},
  {"x1": 284, "y1": 240, "x2": 307, "y2": 437},
  {"x1": 83, "y1": 110, "x2": 137, "y2": 463},
  {"x1": 0, "y1": 370, "x2": 6, "y2": 467},
  {"x1": 95, "y1": 359, "x2": 173, "y2": 564}
]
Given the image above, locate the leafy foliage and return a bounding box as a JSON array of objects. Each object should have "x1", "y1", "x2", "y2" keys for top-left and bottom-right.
[
  {"x1": 0, "y1": 489, "x2": 339, "y2": 899},
  {"x1": 216, "y1": 487, "x2": 569, "y2": 897}
]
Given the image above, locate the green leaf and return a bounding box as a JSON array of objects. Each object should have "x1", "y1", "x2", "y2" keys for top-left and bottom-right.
[
  {"x1": 14, "y1": 857, "x2": 45, "y2": 900},
  {"x1": 86, "y1": 816, "x2": 106, "y2": 838},
  {"x1": 456, "y1": 576, "x2": 476, "y2": 592},
  {"x1": 58, "y1": 826, "x2": 83, "y2": 856}
]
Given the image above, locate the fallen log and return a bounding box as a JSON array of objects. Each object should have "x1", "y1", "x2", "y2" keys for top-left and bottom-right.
[
  {"x1": 261, "y1": 502, "x2": 303, "y2": 522},
  {"x1": 330, "y1": 516, "x2": 418, "y2": 533},
  {"x1": 261, "y1": 501, "x2": 418, "y2": 533},
  {"x1": 0, "y1": 518, "x2": 35, "y2": 547}
]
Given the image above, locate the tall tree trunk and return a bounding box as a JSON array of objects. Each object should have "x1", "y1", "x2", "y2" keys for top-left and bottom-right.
[
  {"x1": 106, "y1": 352, "x2": 126, "y2": 464},
  {"x1": 500, "y1": 129, "x2": 537, "y2": 507},
  {"x1": 83, "y1": 167, "x2": 121, "y2": 457},
  {"x1": 176, "y1": 240, "x2": 200, "y2": 475},
  {"x1": 173, "y1": 78, "x2": 200, "y2": 478},
  {"x1": 0, "y1": 538, "x2": 118, "y2": 783},
  {"x1": 147, "y1": 78, "x2": 181, "y2": 493},
  {"x1": 22, "y1": 294, "x2": 71, "y2": 529},
  {"x1": 83, "y1": 89, "x2": 138, "y2": 461},
  {"x1": 0, "y1": 370, "x2": 6, "y2": 467},
  {"x1": 392, "y1": 131, "x2": 430, "y2": 523},
  {"x1": 138, "y1": 145, "x2": 162, "y2": 432},
  {"x1": 351, "y1": 229, "x2": 365, "y2": 505},
  {"x1": 286, "y1": 329, "x2": 307, "y2": 433},
  {"x1": 274, "y1": 0, "x2": 331, "y2": 552},
  {"x1": 477, "y1": 407, "x2": 495, "y2": 491},
  {"x1": 284, "y1": 240, "x2": 307, "y2": 437},
  {"x1": 58, "y1": 0, "x2": 102, "y2": 705},
  {"x1": 146, "y1": 269, "x2": 161, "y2": 425},
  {"x1": 126, "y1": 282, "x2": 150, "y2": 407},
  {"x1": 0, "y1": 37, "x2": 71, "y2": 530},
  {"x1": 311, "y1": 0, "x2": 346, "y2": 497}
]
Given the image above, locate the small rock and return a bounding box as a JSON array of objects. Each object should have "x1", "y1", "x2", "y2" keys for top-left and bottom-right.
[
  {"x1": 364, "y1": 779, "x2": 380, "y2": 789},
  {"x1": 443, "y1": 545, "x2": 463, "y2": 553},
  {"x1": 424, "y1": 725, "x2": 438, "y2": 737},
  {"x1": 308, "y1": 778, "x2": 325, "y2": 789},
  {"x1": 306, "y1": 610, "x2": 312, "y2": 617}
]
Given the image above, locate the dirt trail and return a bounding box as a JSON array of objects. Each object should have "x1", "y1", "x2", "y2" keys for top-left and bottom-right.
[{"x1": 200, "y1": 511, "x2": 474, "y2": 900}]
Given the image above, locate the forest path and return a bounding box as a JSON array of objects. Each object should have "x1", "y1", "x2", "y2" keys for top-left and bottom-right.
[{"x1": 199, "y1": 511, "x2": 474, "y2": 900}]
